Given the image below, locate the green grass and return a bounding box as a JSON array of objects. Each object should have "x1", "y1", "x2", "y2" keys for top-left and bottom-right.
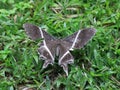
[{"x1": 0, "y1": 0, "x2": 120, "y2": 90}]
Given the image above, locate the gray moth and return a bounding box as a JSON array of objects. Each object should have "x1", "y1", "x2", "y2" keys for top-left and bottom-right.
[{"x1": 23, "y1": 23, "x2": 96, "y2": 76}]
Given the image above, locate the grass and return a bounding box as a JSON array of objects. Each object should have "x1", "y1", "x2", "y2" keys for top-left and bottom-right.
[{"x1": 0, "y1": 0, "x2": 120, "y2": 90}]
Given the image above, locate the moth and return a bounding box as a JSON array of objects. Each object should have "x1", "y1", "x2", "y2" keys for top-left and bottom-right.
[{"x1": 23, "y1": 23, "x2": 96, "y2": 76}]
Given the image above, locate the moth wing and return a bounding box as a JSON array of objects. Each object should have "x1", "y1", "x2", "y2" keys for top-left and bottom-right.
[
  {"x1": 59, "y1": 51, "x2": 74, "y2": 76},
  {"x1": 63, "y1": 28, "x2": 96, "y2": 50},
  {"x1": 59, "y1": 28, "x2": 96, "y2": 75},
  {"x1": 23, "y1": 23, "x2": 55, "y2": 68},
  {"x1": 58, "y1": 41, "x2": 74, "y2": 76},
  {"x1": 23, "y1": 23, "x2": 55, "y2": 41},
  {"x1": 38, "y1": 44, "x2": 55, "y2": 68}
]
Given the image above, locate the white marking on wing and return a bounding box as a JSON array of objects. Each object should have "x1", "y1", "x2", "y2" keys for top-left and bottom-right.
[
  {"x1": 70, "y1": 30, "x2": 81, "y2": 50},
  {"x1": 59, "y1": 51, "x2": 74, "y2": 65},
  {"x1": 39, "y1": 28, "x2": 54, "y2": 61},
  {"x1": 59, "y1": 51, "x2": 69, "y2": 65}
]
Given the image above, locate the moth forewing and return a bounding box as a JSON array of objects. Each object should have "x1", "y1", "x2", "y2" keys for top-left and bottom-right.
[
  {"x1": 64, "y1": 28, "x2": 96, "y2": 50},
  {"x1": 69, "y1": 30, "x2": 81, "y2": 50},
  {"x1": 73, "y1": 28, "x2": 96, "y2": 49},
  {"x1": 23, "y1": 23, "x2": 42, "y2": 40}
]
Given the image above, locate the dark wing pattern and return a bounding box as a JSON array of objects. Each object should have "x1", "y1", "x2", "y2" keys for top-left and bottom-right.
[
  {"x1": 64, "y1": 28, "x2": 96, "y2": 50},
  {"x1": 23, "y1": 23, "x2": 55, "y2": 41},
  {"x1": 23, "y1": 23, "x2": 42, "y2": 40}
]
